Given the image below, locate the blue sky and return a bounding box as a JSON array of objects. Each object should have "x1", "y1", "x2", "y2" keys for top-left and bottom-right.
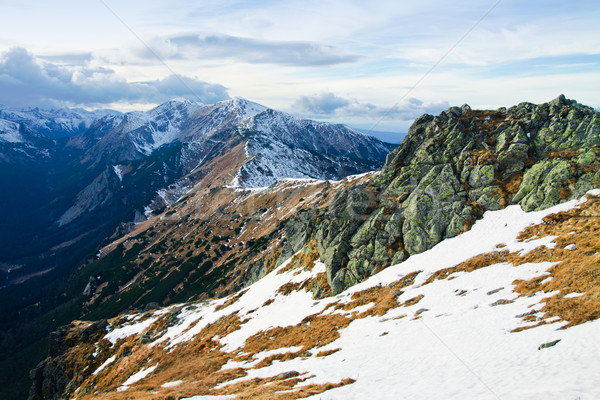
[{"x1": 0, "y1": 0, "x2": 598, "y2": 141}]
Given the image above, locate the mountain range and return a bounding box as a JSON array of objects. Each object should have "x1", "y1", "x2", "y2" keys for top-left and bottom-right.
[
  {"x1": 1, "y1": 95, "x2": 599, "y2": 399},
  {"x1": 0, "y1": 98, "x2": 394, "y2": 399},
  {"x1": 0, "y1": 97, "x2": 394, "y2": 285}
]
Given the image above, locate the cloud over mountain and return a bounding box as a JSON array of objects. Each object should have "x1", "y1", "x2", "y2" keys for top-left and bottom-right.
[
  {"x1": 292, "y1": 92, "x2": 449, "y2": 121},
  {"x1": 0, "y1": 47, "x2": 229, "y2": 108}
]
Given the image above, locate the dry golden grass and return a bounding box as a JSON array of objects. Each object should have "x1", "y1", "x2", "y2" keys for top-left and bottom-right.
[
  {"x1": 275, "y1": 272, "x2": 331, "y2": 299},
  {"x1": 70, "y1": 268, "x2": 383, "y2": 400},
  {"x1": 278, "y1": 240, "x2": 319, "y2": 275},
  {"x1": 324, "y1": 271, "x2": 420, "y2": 318},
  {"x1": 423, "y1": 252, "x2": 508, "y2": 285},
  {"x1": 511, "y1": 195, "x2": 600, "y2": 328},
  {"x1": 262, "y1": 298, "x2": 275, "y2": 307},
  {"x1": 424, "y1": 193, "x2": 600, "y2": 330},
  {"x1": 470, "y1": 147, "x2": 497, "y2": 165},
  {"x1": 215, "y1": 290, "x2": 247, "y2": 312},
  {"x1": 546, "y1": 149, "x2": 581, "y2": 160},
  {"x1": 316, "y1": 348, "x2": 341, "y2": 357},
  {"x1": 73, "y1": 311, "x2": 246, "y2": 400},
  {"x1": 216, "y1": 375, "x2": 355, "y2": 400},
  {"x1": 276, "y1": 281, "x2": 305, "y2": 296},
  {"x1": 65, "y1": 192, "x2": 600, "y2": 399}
]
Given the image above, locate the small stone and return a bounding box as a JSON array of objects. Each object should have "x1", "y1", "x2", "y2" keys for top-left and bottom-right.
[
  {"x1": 538, "y1": 340, "x2": 561, "y2": 350},
  {"x1": 486, "y1": 287, "x2": 504, "y2": 295},
  {"x1": 277, "y1": 371, "x2": 300, "y2": 380}
]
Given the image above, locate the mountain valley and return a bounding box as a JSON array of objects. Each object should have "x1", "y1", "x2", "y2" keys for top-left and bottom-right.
[{"x1": 1, "y1": 95, "x2": 599, "y2": 399}]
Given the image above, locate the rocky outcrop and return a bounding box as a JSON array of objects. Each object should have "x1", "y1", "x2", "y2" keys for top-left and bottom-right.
[
  {"x1": 317, "y1": 95, "x2": 600, "y2": 293},
  {"x1": 29, "y1": 320, "x2": 108, "y2": 400}
]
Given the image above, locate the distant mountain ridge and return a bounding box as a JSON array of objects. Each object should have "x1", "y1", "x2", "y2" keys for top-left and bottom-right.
[
  {"x1": 0, "y1": 97, "x2": 394, "y2": 285},
  {"x1": 0, "y1": 106, "x2": 120, "y2": 141},
  {"x1": 63, "y1": 98, "x2": 394, "y2": 184}
]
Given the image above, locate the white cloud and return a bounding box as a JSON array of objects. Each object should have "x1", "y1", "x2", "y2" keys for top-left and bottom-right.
[
  {"x1": 0, "y1": 1, "x2": 598, "y2": 118},
  {"x1": 0, "y1": 47, "x2": 229, "y2": 108},
  {"x1": 133, "y1": 34, "x2": 361, "y2": 67},
  {"x1": 292, "y1": 92, "x2": 449, "y2": 121}
]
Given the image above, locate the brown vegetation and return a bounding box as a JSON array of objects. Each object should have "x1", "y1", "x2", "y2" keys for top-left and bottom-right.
[{"x1": 424, "y1": 193, "x2": 600, "y2": 329}]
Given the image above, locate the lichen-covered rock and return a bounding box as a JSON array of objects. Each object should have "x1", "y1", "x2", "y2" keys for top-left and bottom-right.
[
  {"x1": 315, "y1": 95, "x2": 600, "y2": 293},
  {"x1": 284, "y1": 211, "x2": 315, "y2": 253},
  {"x1": 402, "y1": 164, "x2": 469, "y2": 254},
  {"x1": 468, "y1": 164, "x2": 495, "y2": 188},
  {"x1": 512, "y1": 159, "x2": 572, "y2": 211},
  {"x1": 316, "y1": 185, "x2": 378, "y2": 290},
  {"x1": 275, "y1": 210, "x2": 316, "y2": 267}
]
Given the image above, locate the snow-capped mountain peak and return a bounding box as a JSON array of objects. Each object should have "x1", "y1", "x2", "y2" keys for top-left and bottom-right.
[
  {"x1": 112, "y1": 99, "x2": 205, "y2": 155},
  {"x1": 148, "y1": 97, "x2": 204, "y2": 118},
  {"x1": 225, "y1": 97, "x2": 269, "y2": 119},
  {"x1": 1, "y1": 98, "x2": 394, "y2": 191},
  {"x1": 0, "y1": 119, "x2": 22, "y2": 143}
]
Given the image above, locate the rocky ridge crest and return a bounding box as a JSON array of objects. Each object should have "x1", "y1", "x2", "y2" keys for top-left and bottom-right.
[{"x1": 314, "y1": 95, "x2": 599, "y2": 292}]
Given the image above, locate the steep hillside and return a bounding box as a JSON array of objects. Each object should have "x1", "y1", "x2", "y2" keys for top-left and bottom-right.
[
  {"x1": 20, "y1": 95, "x2": 600, "y2": 400},
  {"x1": 0, "y1": 97, "x2": 393, "y2": 285},
  {"x1": 0, "y1": 106, "x2": 119, "y2": 141},
  {"x1": 73, "y1": 174, "x2": 375, "y2": 321},
  {"x1": 51, "y1": 95, "x2": 599, "y2": 325},
  {"x1": 0, "y1": 98, "x2": 393, "y2": 399},
  {"x1": 29, "y1": 190, "x2": 600, "y2": 399},
  {"x1": 2, "y1": 95, "x2": 598, "y2": 399}
]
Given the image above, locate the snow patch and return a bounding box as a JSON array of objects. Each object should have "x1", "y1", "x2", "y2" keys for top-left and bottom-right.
[
  {"x1": 104, "y1": 316, "x2": 158, "y2": 344},
  {"x1": 118, "y1": 363, "x2": 158, "y2": 391},
  {"x1": 0, "y1": 119, "x2": 23, "y2": 142},
  {"x1": 161, "y1": 380, "x2": 184, "y2": 388},
  {"x1": 92, "y1": 355, "x2": 116, "y2": 376},
  {"x1": 113, "y1": 165, "x2": 124, "y2": 182},
  {"x1": 563, "y1": 292, "x2": 585, "y2": 299}
]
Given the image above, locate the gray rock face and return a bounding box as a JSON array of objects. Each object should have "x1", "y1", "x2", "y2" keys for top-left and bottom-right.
[
  {"x1": 401, "y1": 164, "x2": 471, "y2": 254},
  {"x1": 316, "y1": 185, "x2": 378, "y2": 292},
  {"x1": 316, "y1": 95, "x2": 600, "y2": 293}
]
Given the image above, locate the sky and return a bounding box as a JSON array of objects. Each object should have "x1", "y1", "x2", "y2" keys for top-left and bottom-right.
[{"x1": 0, "y1": 0, "x2": 598, "y2": 142}]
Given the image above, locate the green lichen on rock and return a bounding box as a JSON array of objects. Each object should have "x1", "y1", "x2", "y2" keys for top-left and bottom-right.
[
  {"x1": 315, "y1": 95, "x2": 600, "y2": 294},
  {"x1": 468, "y1": 164, "x2": 495, "y2": 188},
  {"x1": 512, "y1": 159, "x2": 572, "y2": 211},
  {"x1": 315, "y1": 184, "x2": 378, "y2": 290},
  {"x1": 276, "y1": 210, "x2": 316, "y2": 267},
  {"x1": 401, "y1": 164, "x2": 469, "y2": 254}
]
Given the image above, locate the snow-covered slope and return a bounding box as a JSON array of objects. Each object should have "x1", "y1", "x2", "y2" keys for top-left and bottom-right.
[
  {"x1": 121, "y1": 98, "x2": 204, "y2": 155},
  {"x1": 248, "y1": 108, "x2": 392, "y2": 160},
  {"x1": 0, "y1": 119, "x2": 22, "y2": 143},
  {"x1": 72, "y1": 97, "x2": 394, "y2": 186},
  {"x1": 91, "y1": 97, "x2": 392, "y2": 162},
  {"x1": 46, "y1": 190, "x2": 600, "y2": 400},
  {"x1": 234, "y1": 106, "x2": 395, "y2": 187},
  {"x1": 181, "y1": 97, "x2": 268, "y2": 141},
  {"x1": 0, "y1": 106, "x2": 119, "y2": 142}
]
